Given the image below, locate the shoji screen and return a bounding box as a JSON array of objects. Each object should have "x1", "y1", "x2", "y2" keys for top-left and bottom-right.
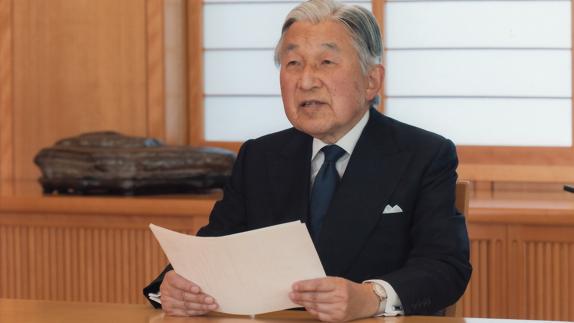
[
  {"x1": 202, "y1": 0, "x2": 371, "y2": 142},
  {"x1": 384, "y1": 0, "x2": 572, "y2": 147}
]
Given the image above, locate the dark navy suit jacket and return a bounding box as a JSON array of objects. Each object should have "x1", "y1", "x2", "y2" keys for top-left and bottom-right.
[{"x1": 143, "y1": 108, "x2": 471, "y2": 315}]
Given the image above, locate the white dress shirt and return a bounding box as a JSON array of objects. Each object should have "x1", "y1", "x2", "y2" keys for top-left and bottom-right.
[{"x1": 310, "y1": 110, "x2": 404, "y2": 317}]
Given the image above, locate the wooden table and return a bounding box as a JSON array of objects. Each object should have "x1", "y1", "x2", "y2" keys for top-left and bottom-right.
[{"x1": 0, "y1": 299, "x2": 559, "y2": 323}]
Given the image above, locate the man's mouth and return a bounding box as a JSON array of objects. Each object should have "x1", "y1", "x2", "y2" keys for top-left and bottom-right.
[{"x1": 299, "y1": 100, "x2": 326, "y2": 108}]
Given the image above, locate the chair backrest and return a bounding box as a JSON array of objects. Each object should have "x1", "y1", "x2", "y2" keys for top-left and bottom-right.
[{"x1": 444, "y1": 181, "x2": 470, "y2": 317}]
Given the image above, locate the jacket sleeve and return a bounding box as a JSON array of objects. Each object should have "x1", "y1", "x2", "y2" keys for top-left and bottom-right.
[
  {"x1": 196, "y1": 140, "x2": 252, "y2": 237},
  {"x1": 380, "y1": 139, "x2": 472, "y2": 315},
  {"x1": 142, "y1": 264, "x2": 173, "y2": 308}
]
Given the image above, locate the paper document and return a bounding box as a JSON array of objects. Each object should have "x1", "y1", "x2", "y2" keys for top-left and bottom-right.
[{"x1": 149, "y1": 221, "x2": 326, "y2": 315}]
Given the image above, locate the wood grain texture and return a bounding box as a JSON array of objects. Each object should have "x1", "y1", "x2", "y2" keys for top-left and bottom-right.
[
  {"x1": 188, "y1": 0, "x2": 204, "y2": 147},
  {"x1": 459, "y1": 164, "x2": 574, "y2": 183},
  {"x1": 0, "y1": 211, "x2": 201, "y2": 304},
  {"x1": 164, "y1": 0, "x2": 188, "y2": 145},
  {"x1": 0, "y1": 0, "x2": 14, "y2": 195},
  {"x1": 146, "y1": 0, "x2": 166, "y2": 141},
  {"x1": 462, "y1": 224, "x2": 507, "y2": 318},
  {"x1": 0, "y1": 299, "x2": 559, "y2": 323},
  {"x1": 11, "y1": 0, "x2": 149, "y2": 183},
  {"x1": 508, "y1": 226, "x2": 574, "y2": 321}
]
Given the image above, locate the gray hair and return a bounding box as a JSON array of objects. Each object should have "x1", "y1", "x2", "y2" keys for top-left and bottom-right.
[{"x1": 273, "y1": 0, "x2": 383, "y2": 74}]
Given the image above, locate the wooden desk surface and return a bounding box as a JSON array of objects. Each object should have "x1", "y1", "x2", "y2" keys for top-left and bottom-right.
[{"x1": 0, "y1": 299, "x2": 561, "y2": 323}]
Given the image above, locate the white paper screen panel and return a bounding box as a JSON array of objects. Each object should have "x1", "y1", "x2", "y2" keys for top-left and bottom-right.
[
  {"x1": 385, "y1": 1, "x2": 571, "y2": 49},
  {"x1": 385, "y1": 50, "x2": 572, "y2": 97},
  {"x1": 203, "y1": 1, "x2": 371, "y2": 141},
  {"x1": 204, "y1": 1, "x2": 371, "y2": 49},
  {"x1": 385, "y1": 98, "x2": 572, "y2": 147},
  {"x1": 384, "y1": 0, "x2": 572, "y2": 147},
  {"x1": 205, "y1": 97, "x2": 291, "y2": 141},
  {"x1": 204, "y1": 50, "x2": 279, "y2": 95},
  {"x1": 204, "y1": 3, "x2": 295, "y2": 49}
]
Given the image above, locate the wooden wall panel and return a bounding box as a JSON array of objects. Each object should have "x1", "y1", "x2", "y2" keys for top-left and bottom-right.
[
  {"x1": 0, "y1": 211, "x2": 207, "y2": 304},
  {"x1": 164, "y1": 0, "x2": 188, "y2": 145},
  {"x1": 508, "y1": 226, "x2": 574, "y2": 321},
  {"x1": 7, "y1": 0, "x2": 169, "y2": 188},
  {"x1": 461, "y1": 224, "x2": 507, "y2": 318},
  {"x1": 0, "y1": 0, "x2": 14, "y2": 195},
  {"x1": 146, "y1": 0, "x2": 166, "y2": 141}
]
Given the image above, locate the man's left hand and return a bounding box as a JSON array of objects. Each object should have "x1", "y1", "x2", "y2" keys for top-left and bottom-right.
[{"x1": 289, "y1": 277, "x2": 379, "y2": 322}]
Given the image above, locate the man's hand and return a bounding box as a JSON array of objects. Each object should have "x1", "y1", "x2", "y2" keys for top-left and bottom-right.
[
  {"x1": 159, "y1": 270, "x2": 218, "y2": 316},
  {"x1": 289, "y1": 277, "x2": 379, "y2": 322}
]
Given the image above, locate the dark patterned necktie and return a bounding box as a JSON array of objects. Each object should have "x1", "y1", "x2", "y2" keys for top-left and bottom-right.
[{"x1": 309, "y1": 145, "x2": 346, "y2": 239}]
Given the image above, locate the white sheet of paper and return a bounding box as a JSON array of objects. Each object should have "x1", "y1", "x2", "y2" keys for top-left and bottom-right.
[{"x1": 149, "y1": 221, "x2": 326, "y2": 315}]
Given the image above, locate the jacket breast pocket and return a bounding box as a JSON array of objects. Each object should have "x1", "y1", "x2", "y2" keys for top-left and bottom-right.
[{"x1": 378, "y1": 211, "x2": 410, "y2": 231}]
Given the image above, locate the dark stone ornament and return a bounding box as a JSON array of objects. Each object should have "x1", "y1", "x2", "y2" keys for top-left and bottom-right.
[{"x1": 34, "y1": 131, "x2": 236, "y2": 195}]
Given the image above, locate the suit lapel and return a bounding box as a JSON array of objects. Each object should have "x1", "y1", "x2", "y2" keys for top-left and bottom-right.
[
  {"x1": 316, "y1": 109, "x2": 412, "y2": 277},
  {"x1": 267, "y1": 130, "x2": 312, "y2": 225}
]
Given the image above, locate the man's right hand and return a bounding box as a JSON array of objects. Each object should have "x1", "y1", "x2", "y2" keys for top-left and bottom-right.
[{"x1": 159, "y1": 270, "x2": 219, "y2": 316}]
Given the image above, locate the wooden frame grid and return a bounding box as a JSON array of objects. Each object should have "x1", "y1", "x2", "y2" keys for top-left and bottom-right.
[{"x1": 186, "y1": 1, "x2": 574, "y2": 182}]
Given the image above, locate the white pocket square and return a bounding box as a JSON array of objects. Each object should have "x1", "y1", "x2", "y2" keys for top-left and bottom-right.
[{"x1": 382, "y1": 205, "x2": 403, "y2": 214}]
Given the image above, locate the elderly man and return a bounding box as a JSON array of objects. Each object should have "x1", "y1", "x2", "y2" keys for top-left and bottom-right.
[{"x1": 143, "y1": 0, "x2": 471, "y2": 321}]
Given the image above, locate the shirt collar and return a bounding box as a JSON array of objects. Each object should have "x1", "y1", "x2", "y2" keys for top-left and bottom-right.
[{"x1": 311, "y1": 109, "x2": 370, "y2": 160}]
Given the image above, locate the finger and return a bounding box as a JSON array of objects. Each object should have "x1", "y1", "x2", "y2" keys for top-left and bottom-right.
[
  {"x1": 160, "y1": 295, "x2": 187, "y2": 311},
  {"x1": 165, "y1": 271, "x2": 201, "y2": 293},
  {"x1": 181, "y1": 292, "x2": 219, "y2": 312},
  {"x1": 290, "y1": 291, "x2": 336, "y2": 304},
  {"x1": 305, "y1": 303, "x2": 343, "y2": 322},
  {"x1": 183, "y1": 292, "x2": 217, "y2": 305},
  {"x1": 160, "y1": 283, "x2": 184, "y2": 301},
  {"x1": 293, "y1": 278, "x2": 337, "y2": 292},
  {"x1": 162, "y1": 292, "x2": 217, "y2": 312},
  {"x1": 304, "y1": 304, "x2": 337, "y2": 322},
  {"x1": 306, "y1": 307, "x2": 320, "y2": 318},
  {"x1": 162, "y1": 295, "x2": 215, "y2": 316}
]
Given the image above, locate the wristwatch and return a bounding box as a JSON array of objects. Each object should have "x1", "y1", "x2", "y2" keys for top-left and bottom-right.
[{"x1": 365, "y1": 282, "x2": 387, "y2": 314}]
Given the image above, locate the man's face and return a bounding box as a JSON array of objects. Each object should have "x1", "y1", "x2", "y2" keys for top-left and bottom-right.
[{"x1": 278, "y1": 20, "x2": 382, "y2": 143}]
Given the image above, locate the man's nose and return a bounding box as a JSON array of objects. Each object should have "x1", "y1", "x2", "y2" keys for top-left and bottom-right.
[{"x1": 299, "y1": 66, "x2": 321, "y2": 90}]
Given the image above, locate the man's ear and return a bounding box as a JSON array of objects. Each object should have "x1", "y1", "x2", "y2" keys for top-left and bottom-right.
[{"x1": 365, "y1": 64, "x2": 385, "y2": 101}]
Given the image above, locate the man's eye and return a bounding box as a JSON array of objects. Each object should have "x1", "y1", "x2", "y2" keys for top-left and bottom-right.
[
  {"x1": 322, "y1": 60, "x2": 333, "y2": 65},
  {"x1": 286, "y1": 60, "x2": 299, "y2": 66}
]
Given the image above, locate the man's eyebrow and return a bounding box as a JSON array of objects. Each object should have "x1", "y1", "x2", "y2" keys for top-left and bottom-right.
[
  {"x1": 321, "y1": 42, "x2": 340, "y2": 51},
  {"x1": 282, "y1": 42, "x2": 340, "y2": 53},
  {"x1": 284, "y1": 44, "x2": 298, "y2": 52}
]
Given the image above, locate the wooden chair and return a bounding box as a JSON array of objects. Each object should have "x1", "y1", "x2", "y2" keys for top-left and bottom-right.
[{"x1": 444, "y1": 180, "x2": 470, "y2": 317}]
